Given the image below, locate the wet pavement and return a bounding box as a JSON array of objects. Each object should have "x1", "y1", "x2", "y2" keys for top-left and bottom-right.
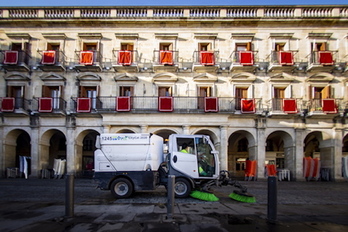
[{"x1": 0, "y1": 178, "x2": 347, "y2": 231}]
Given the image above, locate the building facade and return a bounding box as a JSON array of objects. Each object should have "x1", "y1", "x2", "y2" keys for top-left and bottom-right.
[{"x1": 0, "y1": 5, "x2": 348, "y2": 180}]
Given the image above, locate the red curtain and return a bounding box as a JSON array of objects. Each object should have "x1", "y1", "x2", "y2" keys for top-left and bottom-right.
[
  {"x1": 158, "y1": 97, "x2": 173, "y2": 112},
  {"x1": 241, "y1": 99, "x2": 255, "y2": 113},
  {"x1": 116, "y1": 97, "x2": 131, "y2": 111},
  {"x1": 118, "y1": 51, "x2": 132, "y2": 65},
  {"x1": 279, "y1": 51, "x2": 293, "y2": 65},
  {"x1": 200, "y1": 51, "x2": 214, "y2": 65},
  {"x1": 77, "y1": 98, "x2": 91, "y2": 112},
  {"x1": 1, "y1": 97, "x2": 15, "y2": 112},
  {"x1": 239, "y1": 51, "x2": 253, "y2": 65},
  {"x1": 322, "y1": 99, "x2": 337, "y2": 113},
  {"x1": 266, "y1": 164, "x2": 277, "y2": 176},
  {"x1": 42, "y1": 51, "x2": 56, "y2": 64},
  {"x1": 160, "y1": 51, "x2": 173, "y2": 65},
  {"x1": 39, "y1": 97, "x2": 53, "y2": 112},
  {"x1": 283, "y1": 99, "x2": 297, "y2": 113},
  {"x1": 245, "y1": 160, "x2": 257, "y2": 180},
  {"x1": 4, "y1": 51, "x2": 18, "y2": 64},
  {"x1": 318, "y1": 51, "x2": 333, "y2": 65},
  {"x1": 204, "y1": 97, "x2": 218, "y2": 112},
  {"x1": 80, "y1": 51, "x2": 94, "y2": 65}
]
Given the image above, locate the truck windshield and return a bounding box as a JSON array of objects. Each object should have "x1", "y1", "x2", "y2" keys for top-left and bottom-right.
[{"x1": 196, "y1": 138, "x2": 215, "y2": 177}]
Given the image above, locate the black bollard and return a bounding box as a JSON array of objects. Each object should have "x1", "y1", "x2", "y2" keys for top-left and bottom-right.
[
  {"x1": 267, "y1": 176, "x2": 277, "y2": 224},
  {"x1": 65, "y1": 174, "x2": 74, "y2": 217},
  {"x1": 167, "y1": 175, "x2": 175, "y2": 220}
]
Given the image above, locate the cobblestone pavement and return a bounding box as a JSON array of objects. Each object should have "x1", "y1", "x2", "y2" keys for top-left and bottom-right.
[{"x1": 0, "y1": 178, "x2": 347, "y2": 232}]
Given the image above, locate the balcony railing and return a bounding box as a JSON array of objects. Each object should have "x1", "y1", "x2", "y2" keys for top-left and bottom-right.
[
  {"x1": 193, "y1": 51, "x2": 219, "y2": 66},
  {"x1": 1, "y1": 6, "x2": 347, "y2": 19},
  {"x1": 0, "y1": 97, "x2": 30, "y2": 112},
  {"x1": 309, "y1": 98, "x2": 338, "y2": 113},
  {"x1": 31, "y1": 97, "x2": 67, "y2": 113},
  {"x1": 0, "y1": 50, "x2": 31, "y2": 66},
  {"x1": 230, "y1": 51, "x2": 256, "y2": 65},
  {"x1": 309, "y1": 51, "x2": 335, "y2": 65},
  {"x1": 70, "y1": 96, "x2": 263, "y2": 114},
  {"x1": 153, "y1": 50, "x2": 179, "y2": 65},
  {"x1": 270, "y1": 51, "x2": 295, "y2": 65},
  {"x1": 113, "y1": 50, "x2": 139, "y2": 66}
]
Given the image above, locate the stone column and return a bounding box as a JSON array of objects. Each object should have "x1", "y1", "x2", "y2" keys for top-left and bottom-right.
[
  {"x1": 66, "y1": 128, "x2": 76, "y2": 175},
  {"x1": 141, "y1": 125, "x2": 148, "y2": 133},
  {"x1": 30, "y1": 128, "x2": 40, "y2": 178},
  {"x1": 333, "y1": 127, "x2": 343, "y2": 181},
  {"x1": 182, "y1": 125, "x2": 190, "y2": 134},
  {"x1": 219, "y1": 126, "x2": 228, "y2": 171},
  {"x1": 295, "y1": 128, "x2": 305, "y2": 181}
]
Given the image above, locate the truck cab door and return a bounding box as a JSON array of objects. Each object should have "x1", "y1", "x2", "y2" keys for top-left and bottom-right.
[{"x1": 169, "y1": 137, "x2": 199, "y2": 178}]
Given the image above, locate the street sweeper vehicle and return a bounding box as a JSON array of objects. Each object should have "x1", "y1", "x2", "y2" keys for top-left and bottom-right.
[{"x1": 93, "y1": 133, "x2": 255, "y2": 202}]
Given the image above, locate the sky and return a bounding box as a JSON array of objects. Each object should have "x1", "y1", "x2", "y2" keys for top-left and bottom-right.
[{"x1": 0, "y1": 0, "x2": 347, "y2": 7}]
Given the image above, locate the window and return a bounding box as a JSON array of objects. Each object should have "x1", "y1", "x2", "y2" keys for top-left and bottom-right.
[
  {"x1": 42, "y1": 86, "x2": 62, "y2": 110},
  {"x1": 158, "y1": 86, "x2": 172, "y2": 97},
  {"x1": 198, "y1": 86, "x2": 211, "y2": 109},
  {"x1": 79, "y1": 86, "x2": 99, "y2": 109},
  {"x1": 119, "y1": 86, "x2": 133, "y2": 96},
  {"x1": 7, "y1": 86, "x2": 24, "y2": 109}
]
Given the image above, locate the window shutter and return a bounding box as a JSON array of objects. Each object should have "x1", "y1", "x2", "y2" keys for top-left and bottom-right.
[
  {"x1": 322, "y1": 86, "x2": 331, "y2": 99},
  {"x1": 285, "y1": 85, "x2": 292, "y2": 98},
  {"x1": 247, "y1": 85, "x2": 254, "y2": 98}
]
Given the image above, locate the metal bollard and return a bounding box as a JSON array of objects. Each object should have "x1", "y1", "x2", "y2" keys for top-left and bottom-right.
[
  {"x1": 65, "y1": 174, "x2": 74, "y2": 217},
  {"x1": 267, "y1": 176, "x2": 277, "y2": 223},
  {"x1": 167, "y1": 175, "x2": 175, "y2": 220}
]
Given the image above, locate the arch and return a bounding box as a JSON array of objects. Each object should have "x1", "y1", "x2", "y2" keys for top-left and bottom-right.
[
  {"x1": 39, "y1": 129, "x2": 67, "y2": 175},
  {"x1": 152, "y1": 129, "x2": 178, "y2": 140},
  {"x1": 265, "y1": 130, "x2": 295, "y2": 180},
  {"x1": 75, "y1": 129, "x2": 100, "y2": 177},
  {"x1": 227, "y1": 130, "x2": 256, "y2": 178},
  {"x1": 2, "y1": 129, "x2": 31, "y2": 178},
  {"x1": 193, "y1": 128, "x2": 219, "y2": 145},
  {"x1": 304, "y1": 131, "x2": 336, "y2": 181}
]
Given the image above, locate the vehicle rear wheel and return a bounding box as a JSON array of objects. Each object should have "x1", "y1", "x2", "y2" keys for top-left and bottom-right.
[
  {"x1": 174, "y1": 178, "x2": 191, "y2": 198},
  {"x1": 110, "y1": 178, "x2": 133, "y2": 199}
]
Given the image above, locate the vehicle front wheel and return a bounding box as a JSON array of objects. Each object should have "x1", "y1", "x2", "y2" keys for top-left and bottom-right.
[
  {"x1": 174, "y1": 178, "x2": 192, "y2": 198},
  {"x1": 110, "y1": 178, "x2": 133, "y2": 199}
]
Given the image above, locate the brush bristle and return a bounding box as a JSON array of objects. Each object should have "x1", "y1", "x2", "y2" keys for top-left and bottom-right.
[
  {"x1": 190, "y1": 191, "x2": 219, "y2": 202},
  {"x1": 229, "y1": 192, "x2": 256, "y2": 203}
]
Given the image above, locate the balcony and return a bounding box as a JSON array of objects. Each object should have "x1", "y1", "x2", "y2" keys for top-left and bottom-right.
[
  {"x1": 0, "y1": 50, "x2": 31, "y2": 72},
  {"x1": 0, "y1": 97, "x2": 30, "y2": 115},
  {"x1": 193, "y1": 51, "x2": 219, "y2": 73},
  {"x1": 152, "y1": 50, "x2": 179, "y2": 72},
  {"x1": 37, "y1": 50, "x2": 66, "y2": 72},
  {"x1": 307, "y1": 51, "x2": 336, "y2": 72},
  {"x1": 230, "y1": 51, "x2": 257, "y2": 72},
  {"x1": 269, "y1": 98, "x2": 299, "y2": 115},
  {"x1": 74, "y1": 50, "x2": 102, "y2": 72},
  {"x1": 268, "y1": 51, "x2": 296, "y2": 72},
  {"x1": 30, "y1": 97, "x2": 67, "y2": 114},
  {"x1": 112, "y1": 50, "x2": 139, "y2": 72},
  {"x1": 78, "y1": 96, "x2": 262, "y2": 114},
  {"x1": 308, "y1": 98, "x2": 338, "y2": 115}
]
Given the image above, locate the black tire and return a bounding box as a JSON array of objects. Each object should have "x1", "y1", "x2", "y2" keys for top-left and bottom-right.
[
  {"x1": 110, "y1": 178, "x2": 133, "y2": 199},
  {"x1": 174, "y1": 178, "x2": 192, "y2": 198}
]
